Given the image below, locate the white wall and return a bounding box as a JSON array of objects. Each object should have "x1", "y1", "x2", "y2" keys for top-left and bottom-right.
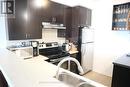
[
  {"x1": 0, "y1": 16, "x2": 7, "y2": 48},
  {"x1": 92, "y1": 0, "x2": 130, "y2": 77},
  {"x1": 41, "y1": 29, "x2": 65, "y2": 44}
]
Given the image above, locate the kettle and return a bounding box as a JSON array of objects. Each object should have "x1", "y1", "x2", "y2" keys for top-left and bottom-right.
[{"x1": 62, "y1": 43, "x2": 72, "y2": 52}]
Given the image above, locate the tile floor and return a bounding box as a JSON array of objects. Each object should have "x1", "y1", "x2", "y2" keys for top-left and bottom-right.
[{"x1": 83, "y1": 71, "x2": 112, "y2": 87}]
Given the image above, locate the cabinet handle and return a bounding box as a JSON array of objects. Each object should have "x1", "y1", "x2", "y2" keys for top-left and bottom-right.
[{"x1": 25, "y1": 34, "x2": 27, "y2": 38}]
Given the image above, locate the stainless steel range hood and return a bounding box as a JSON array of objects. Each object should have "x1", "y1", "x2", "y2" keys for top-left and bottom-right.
[{"x1": 42, "y1": 22, "x2": 66, "y2": 29}]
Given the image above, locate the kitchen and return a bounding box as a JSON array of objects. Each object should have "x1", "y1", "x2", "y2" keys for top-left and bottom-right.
[{"x1": 0, "y1": 0, "x2": 130, "y2": 87}]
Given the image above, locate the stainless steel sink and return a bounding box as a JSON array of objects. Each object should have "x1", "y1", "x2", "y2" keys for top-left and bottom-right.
[
  {"x1": 57, "y1": 72, "x2": 95, "y2": 87},
  {"x1": 78, "y1": 82, "x2": 96, "y2": 87}
]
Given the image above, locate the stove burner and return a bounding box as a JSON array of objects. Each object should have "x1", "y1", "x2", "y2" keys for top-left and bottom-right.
[
  {"x1": 47, "y1": 52, "x2": 69, "y2": 59},
  {"x1": 39, "y1": 47, "x2": 70, "y2": 65}
]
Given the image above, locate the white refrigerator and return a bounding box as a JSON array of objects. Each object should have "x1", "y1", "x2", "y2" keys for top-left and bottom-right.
[{"x1": 81, "y1": 27, "x2": 94, "y2": 74}]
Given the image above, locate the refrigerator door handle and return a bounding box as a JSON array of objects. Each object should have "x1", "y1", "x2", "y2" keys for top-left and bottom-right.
[
  {"x1": 81, "y1": 44, "x2": 87, "y2": 59},
  {"x1": 82, "y1": 47, "x2": 85, "y2": 57}
]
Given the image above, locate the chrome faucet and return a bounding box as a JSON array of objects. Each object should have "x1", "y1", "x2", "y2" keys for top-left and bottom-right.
[{"x1": 56, "y1": 57, "x2": 84, "y2": 79}]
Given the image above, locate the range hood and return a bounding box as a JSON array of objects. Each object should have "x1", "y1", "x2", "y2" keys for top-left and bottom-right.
[{"x1": 42, "y1": 22, "x2": 66, "y2": 29}]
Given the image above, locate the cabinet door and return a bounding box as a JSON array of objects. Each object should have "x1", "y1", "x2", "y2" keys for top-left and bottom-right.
[
  {"x1": 8, "y1": 0, "x2": 27, "y2": 40},
  {"x1": 40, "y1": 1, "x2": 52, "y2": 22},
  {"x1": 79, "y1": 6, "x2": 87, "y2": 26},
  {"x1": 48, "y1": 1, "x2": 66, "y2": 24},
  {"x1": 112, "y1": 64, "x2": 130, "y2": 87},
  {"x1": 65, "y1": 7, "x2": 72, "y2": 39},
  {"x1": 66, "y1": 6, "x2": 92, "y2": 42},
  {"x1": 79, "y1": 6, "x2": 92, "y2": 26},
  {"x1": 51, "y1": 2, "x2": 65, "y2": 24},
  {"x1": 87, "y1": 8, "x2": 92, "y2": 26},
  {"x1": 40, "y1": 1, "x2": 66, "y2": 24},
  {"x1": 0, "y1": 71, "x2": 8, "y2": 87},
  {"x1": 8, "y1": 0, "x2": 42, "y2": 40},
  {"x1": 71, "y1": 7, "x2": 80, "y2": 42},
  {"x1": 27, "y1": 0, "x2": 42, "y2": 39}
]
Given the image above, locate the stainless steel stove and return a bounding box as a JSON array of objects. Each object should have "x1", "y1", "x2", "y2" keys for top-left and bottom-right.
[
  {"x1": 39, "y1": 42, "x2": 78, "y2": 74},
  {"x1": 39, "y1": 42, "x2": 69, "y2": 65}
]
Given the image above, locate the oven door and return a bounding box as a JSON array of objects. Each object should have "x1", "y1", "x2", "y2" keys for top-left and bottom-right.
[{"x1": 39, "y1": 47, "x2": 62, "y2": 56}]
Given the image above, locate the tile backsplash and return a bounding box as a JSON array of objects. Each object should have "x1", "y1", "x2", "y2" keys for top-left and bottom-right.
[
  {"x1": 41, "y1": 29, "x2": 65, "y2": 44},
  {"x1": 7, "y1": 29, "x2": 65, "y2": 47}
]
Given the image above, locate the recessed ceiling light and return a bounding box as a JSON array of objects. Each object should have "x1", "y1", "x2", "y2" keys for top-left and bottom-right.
[{"x1": 34, "y1": 0, "x2": 48, "y2": 8}]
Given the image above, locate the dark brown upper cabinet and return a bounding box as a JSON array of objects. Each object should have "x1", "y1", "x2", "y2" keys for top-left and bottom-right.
[
  {"x1": 7, "y1": 0, "x2": 42, "y2": 40},
  {"x1": 7, "y1": 0, "x2": 27, "y2": 40},
  {"x1": 26, "y1": 0, "x2": 42, "y2": 39},
  {"x1": 7, "y1": 0, "x2": 91, "y2": 40},
  {"x1": 65, "y1": 7, "x2": 73, "y2": 39},
  {"x1": 7, "y1": 0, "x2": 67, "y2": 40},
  {"x1": 65, "y1": 6, "x2": 92, "y2": 42},
  {"x1": 40, "y1": 1, "x2": 67, "y2": 25}
]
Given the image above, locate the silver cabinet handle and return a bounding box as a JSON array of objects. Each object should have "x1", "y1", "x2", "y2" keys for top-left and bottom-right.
[{"x1": 25, "y1": 34, "x2": 27, "y2": 38}]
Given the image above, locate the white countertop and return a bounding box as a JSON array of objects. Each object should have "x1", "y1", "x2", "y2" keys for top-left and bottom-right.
[
  {"x1": 0, "y1": 49, "x2": 69, "y2": 87},
  {"x1": 0, "y1": 49, "x2": 106, "y2": 87}
]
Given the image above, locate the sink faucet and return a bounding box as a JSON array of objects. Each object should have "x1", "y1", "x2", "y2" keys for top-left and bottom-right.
[{"x1": 56, "y1": 57, "x2": 84, "y2": 79}]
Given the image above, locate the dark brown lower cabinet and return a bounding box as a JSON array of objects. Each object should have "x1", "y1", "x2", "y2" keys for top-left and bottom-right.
[
  {"x1": 69, "y1": 53, "x2": 79, "y2": 74},
  {"x1": 111, "y1": 64, "x2": 130, "y2": 87},
  {"x1": 0, "y1": 71, "x2": 8, "y2": 87}
]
